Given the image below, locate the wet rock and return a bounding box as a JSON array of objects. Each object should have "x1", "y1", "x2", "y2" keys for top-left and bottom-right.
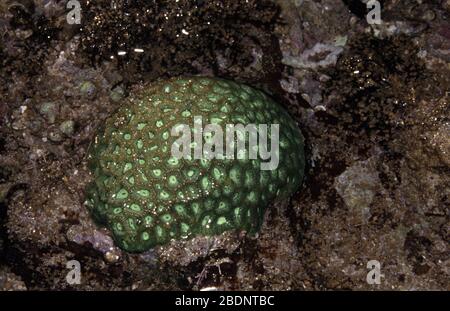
[
  {"x1": 335, "y1": 157, "x2": 381, "y2": 223},
  {"x1": 0, "y1": 0, "x2": 448, "y2": 291},
  {"x1": 66, "y1": 225, "x2": 120, "y2": 258},
  {"x1": 283, "y1": 42, "x2": 345, "y2": 70}
]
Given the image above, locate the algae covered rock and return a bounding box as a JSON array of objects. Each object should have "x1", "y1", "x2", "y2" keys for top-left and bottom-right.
[{"x1": 85, "y1": 77, "x2": 305, "y2": 252}]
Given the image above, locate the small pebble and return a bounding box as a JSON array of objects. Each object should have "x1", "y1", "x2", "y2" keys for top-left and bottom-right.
[
  {"x1": 104, "y1": 251, "x2": 120, "y2": 263},
  {"x1": 39, "y1": 102, "x2": 59, "y2": 124},
  {"x1": 422, "y1": 10, "x2": 436, "y2": 21},
  {"x1": 79, "y1": 81, "x2": 97, "y2": 99},
  {"x1": 48, "y1": 130, "x2": 63, "y2": 143},
  {"x1": 28, "y1": 120, "x2": 42, "y2": 133},
  {"x1": 109, "y1": 86, "x2": 125, "y2": 103},
  {"x1": 59, "y1": 120, "x2": 75, "y2": 136}
]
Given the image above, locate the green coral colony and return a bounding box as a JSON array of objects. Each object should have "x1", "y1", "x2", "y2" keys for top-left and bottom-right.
[{"x1": 85, "y1": 77, "x2": 305, "y2": 252}]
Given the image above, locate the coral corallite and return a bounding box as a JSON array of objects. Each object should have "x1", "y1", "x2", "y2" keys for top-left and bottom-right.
[{"x1": 85, "y1": 77, "x2": 305, "y2": 252}]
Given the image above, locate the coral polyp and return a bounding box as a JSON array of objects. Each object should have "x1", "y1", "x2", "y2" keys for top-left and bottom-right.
[{"x1": 85, "y1": 77, "x2": 305, "y2": 252}]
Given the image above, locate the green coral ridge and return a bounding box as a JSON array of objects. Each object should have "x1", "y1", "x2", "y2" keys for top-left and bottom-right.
[{"x1": 85, "y1": 77, "x2": 305, "y2": 252}]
